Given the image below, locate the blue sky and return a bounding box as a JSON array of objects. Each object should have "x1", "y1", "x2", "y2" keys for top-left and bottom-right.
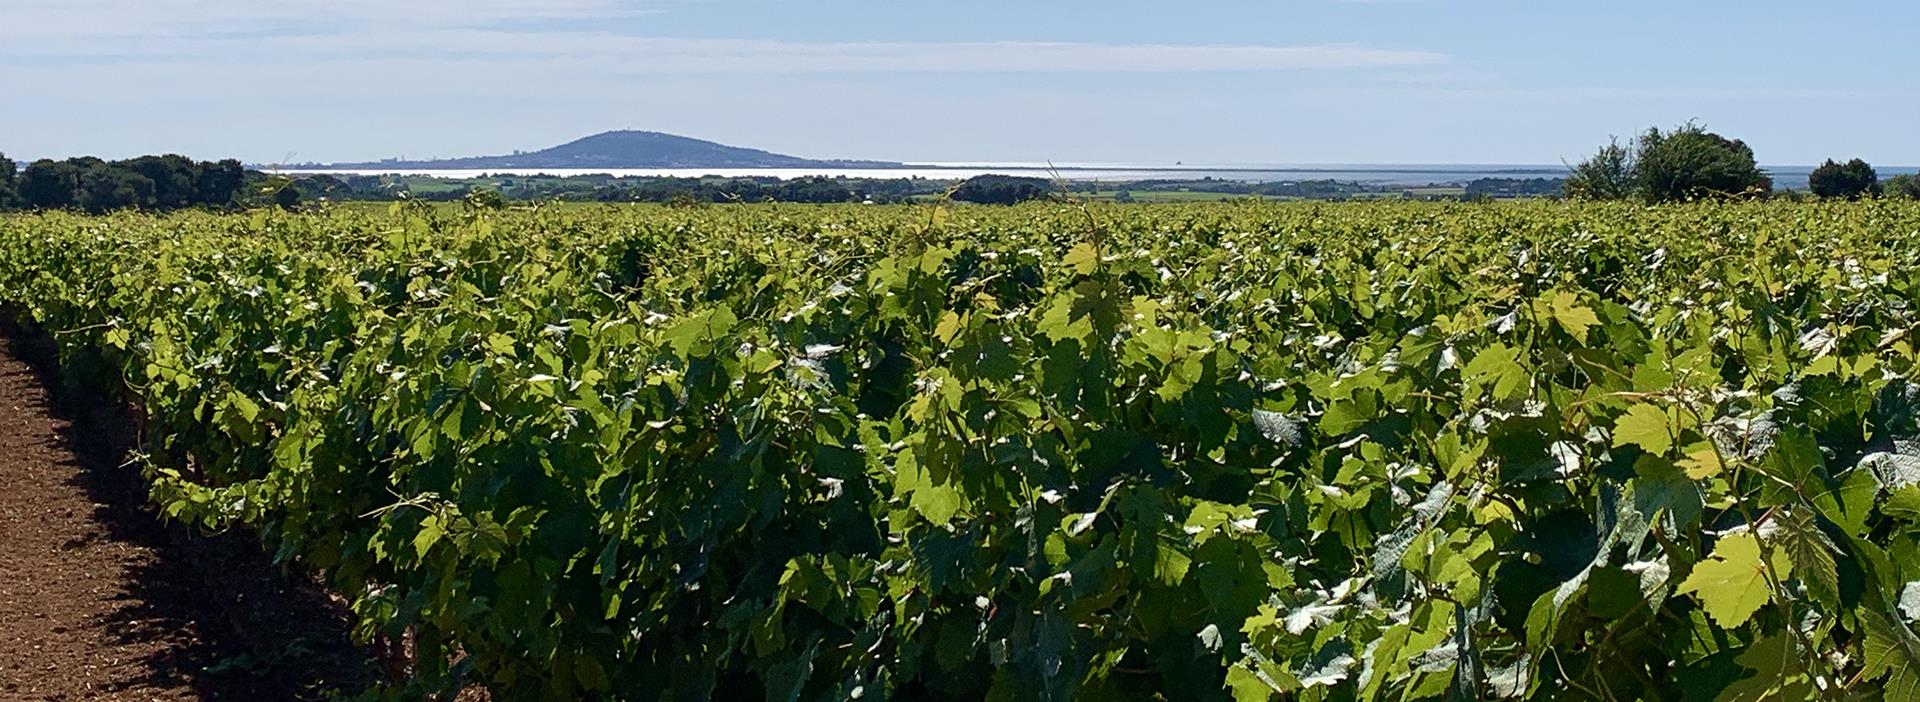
[{"x1": 2, "y1": 0, "x2": 1915, "y2": 165}]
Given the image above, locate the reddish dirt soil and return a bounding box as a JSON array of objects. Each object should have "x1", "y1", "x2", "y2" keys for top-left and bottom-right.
[{"x1": 0, "y1": 334, "x2": 374, "y2": 701}]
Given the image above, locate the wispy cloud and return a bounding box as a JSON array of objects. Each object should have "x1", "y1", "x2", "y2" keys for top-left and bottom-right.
[
  {"x1": 1315, "y1": 84, "x2": 1901, "y2": 101},
  {"x1": 0, "y1": 0, "x2": 654, "y2": 38},
  {"x1": 1, "y1": 0, "x2": 1443, "y2": 74},
  {"x1": 6, "y1": 30, "x2": 1444, "y2": 75}
]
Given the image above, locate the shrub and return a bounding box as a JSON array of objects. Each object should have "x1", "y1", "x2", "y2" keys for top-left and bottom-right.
[{"x1": 1808, "y1": 158, "x2": 1880, "y2": 200}]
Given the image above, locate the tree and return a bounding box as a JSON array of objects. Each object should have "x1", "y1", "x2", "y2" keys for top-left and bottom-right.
[
  {"x1": 121, "y1": 155, "x2": 200, "y2": 209},
  {"x1": 293, "y1": 174, "x2": 352, "y2": 202},
  {"x1": 462, "y1": 187, "x2": 508, "y2": 210},
  {"x1": 270, "y1": 178, "x2": 302, "y2": 210},
  {"x1": 1885, "y1": 173, "x2": 1920, "y2": 200},
  {"x1": 76, "y1": 163, "x2": 156, "y2": 214},
  {"x1": 1564, "y1": 139, "x2": 1635, "y2": 200},
  {"x1": 1632, "y1": 124, "x2": 1771, "y2": 201},
  {"x1": 952, "y1": 175, "x2": 1054, "y2": 205},
  {"x1": 196, "y1": 159, "x2": 246, "y2": 207},
  {"x1": 18, "y1": 159, "x2": 81, "y2": 209},
  {"x1": 1808, "y1": 158, "x2": 1880, "y2": 200},
  {"x1": 0, "y1": 152, "x2": 16, "y2": 208},
  {"x1": 776, "y1": 176, "x2": 855, "y2": 204}
]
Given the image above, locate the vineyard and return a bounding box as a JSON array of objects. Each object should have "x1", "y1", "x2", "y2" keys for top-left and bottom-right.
[{"x1": 1, "y1": 200, "x2": 1918, "y2": 701}]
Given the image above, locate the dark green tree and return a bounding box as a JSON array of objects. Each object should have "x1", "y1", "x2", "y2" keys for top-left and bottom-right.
[
  {"x1": 1808, "y1": 158, "x2": 1880, "y2": 200},
  {"x1": 121, "y1": 154, "x2": 201, "y2": 209},
  {"x1": 462, "y1": 187, "x2": 508, "y2": 210},
  {"x1": 1885, "y1": 173, "x2": 1920, "y2": 200},
  {"x1": 18, "y1": 159, "x2": 81, "y2": 209},
  {"x1": 196, "y1": 159, "x2": 246, "y2": 207},
  {"x1": 1632, "y1": 123, "x2": 1771, "y2": 201},
  {"x1": 293, "y1": 174, "x2": 352, "y2": 202},
  {"x1": 0, "y1": 152, "x2": 16, "y2": 208},
  {"x1": 952, "y1": 175, "x2": 1054, "y2": 205},
  {"x1": 1564, "y1": 139, "x2": 1635, "y2": 200},
  {"x1": 270, "y1": 178, "x2": 302, "y2": 210},
  {"x1": 76, "y1": 163, "x2": 156, "y2": 214},
  {"x1": 776, "y1": 176, "x2": 856, "y2": 204}
]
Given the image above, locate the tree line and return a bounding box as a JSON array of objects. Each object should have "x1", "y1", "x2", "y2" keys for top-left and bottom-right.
[
  {"x1": 0, "y1": 152, "x2": 275, "y2": 214},
  {"x1": 1566, "y1": 122, "x2": 1920, "y2": 202},
  {"x1": 7, "y1": 134, "x2": 1916, "y2": 212}
]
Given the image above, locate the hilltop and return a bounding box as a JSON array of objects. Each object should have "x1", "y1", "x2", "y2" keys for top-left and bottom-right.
[{"x1": 321, "y1": 131, "x2": 901, "y2": 170}]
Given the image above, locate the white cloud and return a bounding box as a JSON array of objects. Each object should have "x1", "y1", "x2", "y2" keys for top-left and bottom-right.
[
  {"x1": 6, "y1": 30, "x2": 1444, "y2": 74},
  {"x1": 0, "y1": 0, "x2": 653, "y2": 38},
  {"x1": 0, "y1": 0, "x2": 1444, "y2": 74}
]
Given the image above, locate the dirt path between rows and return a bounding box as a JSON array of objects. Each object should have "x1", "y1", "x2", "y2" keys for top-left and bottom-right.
[{"x1": 0, "y1": 333, "x2": 374, "y2": 701}]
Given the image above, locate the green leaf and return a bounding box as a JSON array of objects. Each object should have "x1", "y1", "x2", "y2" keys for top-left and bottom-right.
[
  {"x1": 1614, "y1": 404, "x2": 1676, "y2": 457},
  {"x1": 1774, "y1": 511, "x2": 1840, "y2": 609},
  {"x1": 1632, "y1": 456, "x2": 1705, "y2": 531},
  {"x1": 894, "y1": 452, "x2": 966, "y2": 524},
  {"x1": 413, "y1": 515, "x2": 445, "y2": 559},
  {"x1": 1227, "y1": 648, "x2": 1298, "y2": 701},
  {"x1": 1251, "y1": 409, "x2": 1306, "y2": 447},
  {"x1": 1463, "y1": 344, "x2": 1528, "y2": 400},
  {"x1": 1677, "y1": 444, "x2": 1724, "y2": 480},
  {"x1": 1063, "y1": 243, "x2": 1100, "y2": 276},
  {"x1": 1154, "y1": 542, "x2": 1192, "y2": 586},
  {"x1": 1814, "y1": 468, "x2": 1878, "y2": 537},
  {"x1": 1296, "y1": 641, "x2": 1356, "y2": 689},
  {"x1": 934, "y1": 310, "x2": 963, "y2": 344},
  {"x1": 1320, "y1": 392, "x2": 1379, "y2": 436},
  {"x1": 1886, "y1": 486, "x2": 1920, "y2": 522},
  {"x1": 1714, "y1": 635, "x2": 1810, "y2": 702},
  {"x1": 764, "y1": 641, "x2": 819, "y2": 702},
  {"x1": 1676, "y1": 532, "x2": 1788, "y2": 629},
  {"x1": 1549, "y1": 291, "x2": 1600, "y2": 341},
  {"x1": 1862, "y1": 610, "x2": 1920, "y2": 700},
  {"x1": 661, "y1": 306, "x2": 739, "y2": 357},
  {"x1": 1226, "y1": 664, "x2": 1281, "y2": 702},
  {"x1": 574, "y1": 654, "x2": 611, "y2": 692}
]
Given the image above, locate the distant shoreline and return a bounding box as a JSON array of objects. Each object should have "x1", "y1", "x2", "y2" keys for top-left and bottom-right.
[
  {"x1": 276, "y1": 163, "x2": 1575, "y2": 175},
  {"x1": 272, "y1": 163, "x2": 1578, "y2": 186},
  {"x1": 270, "y1": 162, "x2": 1918, "y2": 188}
]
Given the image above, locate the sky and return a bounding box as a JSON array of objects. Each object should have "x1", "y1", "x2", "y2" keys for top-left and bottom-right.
[{"x1": 2, "y1": 0, "x2": 1916, "y2": 166}]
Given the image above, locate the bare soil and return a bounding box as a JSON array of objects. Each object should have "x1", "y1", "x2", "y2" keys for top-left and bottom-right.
[{"x1": 0, "y1": 332, "x2": 374, "y2": 701}]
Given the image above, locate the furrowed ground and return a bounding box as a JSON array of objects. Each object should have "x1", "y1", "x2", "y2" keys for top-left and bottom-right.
[
  {"x1": 0, "y1": 200, "x2": 1915, "y2": 701},
  {"x1": 0, "y1": 330, "x2": 373, "y2": 700}
]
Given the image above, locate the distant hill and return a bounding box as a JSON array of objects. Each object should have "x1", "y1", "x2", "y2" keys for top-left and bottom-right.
[{"x1": 321, "y1": 131, "x2": 901, "y2": 170}]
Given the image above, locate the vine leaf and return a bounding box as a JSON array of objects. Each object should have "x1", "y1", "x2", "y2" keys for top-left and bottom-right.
[
  {"x1": 1251, "y1": 409, "x2": 1306, "y2": 447},
  {"x1": 1714, "y1": 635, "x2": 1810, "y2": 702},
  {"x1": 1614, "y1": 404, "x2": 1675, "y2": 457},
  {"x1": 413, "y1": 514, "x2": 445, "y2": 559},
  {"x1": 1463, "y1": 344, "x2": 1527, "y2": 400},
  {"x1": 1676, "y1": 532, "x2": 1789, "y2": 629},
  {"x1": 1862, "y1": 610, "x2": 1920, "y2": 699},
  {"x1": 1548, "y1": 292, "x2": 1600, "y2": 341},
  {"x1": 1297, "y1": 641, "x2": 1356, "y2": 689},
  {"x1": 1774, "y1": 511, "x2": 1840, "y2": 609},
  {"x1": 1063, "y1": 243, "x2": 1100, "y2": 276},
  {"x1": 1677, "y1": 444, "x2": 1724, "y2": 480}
]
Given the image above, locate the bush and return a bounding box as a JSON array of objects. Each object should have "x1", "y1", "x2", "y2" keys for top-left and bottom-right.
[
  {"x1": 0, "y1": 153, "x2": 15, "y2": 208},
  {"x1": 1566, "y1": 124, "x2": 1772, "y2": 202},
  {"x1": 1632, "y1": 124, "x2": 1771, "y2": 201},
  {"x1": 1886, "y1": 173, "x2": 1920, "y2": 200},
  {"x1": 952, "y1": 175, "x2": 1054, "y2": 205},
  {"x1": 1808, "y1": 159, "x2": 1880, "y2": 200},
  {"x1": 1564, "y1": 139, "x2": 1634, "y2": 200},
  {"x1": 464, "y1": 187, "x2": 509, "y2": 210}
]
